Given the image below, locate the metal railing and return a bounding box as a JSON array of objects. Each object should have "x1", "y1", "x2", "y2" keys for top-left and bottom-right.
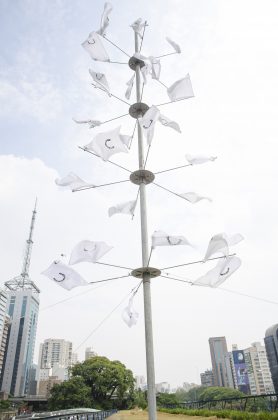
[
  {"x1": 163, "y1": 393, "x2": 278, "y2": 412},
  {"x1": 14, "y1": 408, "x2": 118, "y2": 420}
]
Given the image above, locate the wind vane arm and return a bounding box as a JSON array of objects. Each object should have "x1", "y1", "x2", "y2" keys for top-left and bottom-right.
[{"x1": 21, "y1": 198, "x2": 37, "y2": 279}]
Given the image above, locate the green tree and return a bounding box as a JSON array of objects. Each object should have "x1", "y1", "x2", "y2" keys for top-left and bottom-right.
[
  {"x1": 176, "y1": 386, "x2": 207, "y2": 402},
  {"x1": 199, "y1": 386, "x2": 245, "y2": 401},
  {"x1": 48, "y1": 377, "x2": 92, "y2": 410},
  {"x1": 71, "y1": 356, "x2": 135, "y2": 409},
  {"x1": 156, "y1": 393, "x2": 179, "y2": 407},
  {"x1": 134, "y1": 389, "x2": 147, "y2": 409}
]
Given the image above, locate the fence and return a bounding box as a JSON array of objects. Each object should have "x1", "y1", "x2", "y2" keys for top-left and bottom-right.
[
  {"x1": 164, "y1": 393, "x2": 278, "y2": 412},
  {"x1": 13, "y1": 408, "x2": 118, "y2": 420}
]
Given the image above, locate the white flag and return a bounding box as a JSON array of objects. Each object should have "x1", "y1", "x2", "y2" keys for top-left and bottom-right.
[
  {"x1": 55, "y1": 172, "x2": 94, "y2": 191},
  {"x1": 167, "y1": 74, "x2": 194, "y2": 101},
  {"x1": 166, "y1": 37, "x2": 181, "y2": 53},
  {"x1": 149, "y1": 56, "x2": 161, "y2": 80},
  {"x1": 84, "y1": 126, "x2": 129, "y2": 161},
  {"x1": 125, "y1": 74, "x2": 135, "y2": 100},
  {"x1": 159, "y1": 114, "x2": 181, "y2": 133},
  {"x1": 82, "y1": 31, "x2": 110, "y2": 62},
  {"x1": 139, "y1": 105, "x2": 160, "y2": 145},
  {"x1": 69, "y1": 240, "x2": 113, "y2": 265},
  {"x1": 108, "y1": 200, "x2": 136, "y2": 217},
  {"x1": 96, "y1": 2, "x2": 113, "y2": 36},
  {"x1": 119, "y1": 134, "x2": 131, "y2": 148},
  {"x1": 141, "y1": 60, "x2": 152, "y2": 84},
  {"x1": 152, "y1": 230, "x2": 191, "y2": 248},
  {"x1": 194, "y1": 256, "x2": 241, "y2": 288},
  {"x1": 204, "y1": 233, "x2": 229, "y2": 262},
  {"x1": 185, "y1": 154, "x2": 217, "y2": 165},
  {"x1": 89, "y1": 69, "x2": 110, "y2": 95},
  {"x1": 41, "y1": 261, "x2": 88, "y2": 290},
  {"x1": 225, "y1": 233, "x2": 244, "y2": 247},
  {"x1": 180, "y1": 192, "x2": 212, "y2": 203},
  {"x1": 122, "y1": 296, "x2": 139, "y2": 327},
  {"x1": 73, "y1": 118, "x2": 102, "y2": 129},
  {"x1": 131, "y1": 18, "x2": 145, "y2": 38}
]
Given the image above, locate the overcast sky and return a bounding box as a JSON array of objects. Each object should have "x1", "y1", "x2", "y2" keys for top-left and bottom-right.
[{"x1": 1, "y1": 0, "x2": 278, "y2": 388}]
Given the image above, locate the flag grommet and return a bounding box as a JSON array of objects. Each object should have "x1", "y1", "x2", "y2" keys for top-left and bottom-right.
[
  {"x1": 131, "y1": 267, "x2": 161, "y2": 279},
  {"x1": 129, "y1": 102, "x2": 149, "y2": 118},
  {"x1": 130, "y1": 169, "x2": 155, "y2": 185}
]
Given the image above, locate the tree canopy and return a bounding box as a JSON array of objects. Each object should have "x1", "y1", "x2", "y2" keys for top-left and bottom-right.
[
  {"x1": 199, "y1": 386, "x2": 245, "y2": 401},
  {"x1": 49, "y1": 356, "x2": 135, "y2": 410},
  {"x1": 48, "y1": 377, "x2": 92, "y2": 410}
]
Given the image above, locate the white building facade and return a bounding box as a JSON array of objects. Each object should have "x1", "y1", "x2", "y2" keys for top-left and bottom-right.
[
  {"x1": 244, "y1": 342, "x2": 274, "y2": 395},
  {"x1": 0, "y1": 287, "x2": 39, "y2": 396}
]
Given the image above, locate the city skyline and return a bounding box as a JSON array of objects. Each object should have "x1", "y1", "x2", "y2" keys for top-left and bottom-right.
[{"x1": 1, "y1": 0, "x2": 278, "y2": 388}]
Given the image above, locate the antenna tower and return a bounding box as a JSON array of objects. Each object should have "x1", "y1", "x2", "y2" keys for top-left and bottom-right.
[{"x1": 5, "y1": 199, "x2": 40, "y2": 293}]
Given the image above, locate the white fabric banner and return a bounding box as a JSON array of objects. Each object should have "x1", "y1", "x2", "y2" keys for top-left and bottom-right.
[
  {"x1": 180, "y1": 192, "x2": 212, "y2": 203},
  {"x1": 41, "y1": 261, "x2": 88, "y2": 290},
  {"x1": 122, "y1": 296, "x2": 139, "y2": 327},
  {"x1": 159, "y1": 114, "x2": 181, "y2": 133},
  {"x1": 139, "y1": 105, "x2": 160, "y2": 145},
  {"x1": 204, "y1": 233, "x2": 229, "y2": 262},
  {"x1": 131, "y1": 18, "x2": 145, "y2": 38},
  {"x1": 82, "y1": 31, "x2": 110, "y2": 62},
  {"x1": 55, "y1": 172, "x2": 93, "y2": 191},
  {"x1": 89, "y1": 69, "x2": 110, "y2": 95},
  {"x1": 96, "y1": 2, "x2": 113, "y2": 36},
  {"x1": 225, "y1": 233, "x2": 244, "y2": 247},
  {"x1": 73, "y1": 118, "x2": 102, "y2": 129},
  {"x1": 194, "y1": 256, "x2": 242, "y2": 288},
  {"x1": 125, "y1": 74, "x2": 135, "y2": 100},
  {"x1": 166, "y1": 37, "x2": 181, "y2": 53},
  {"x1": 149, "y1": 56, "x2": 161, "y2": 80},
  {"x1": 84, "y1": 126, "x2": 129, "y2": 161},
  {"x1": 167, "y1": 74, "x2": 194, "y2": 101},
  {"x1": 185, "y1": 154, "x2": 217, "y2": 165},
  {"x1": 152, "y1": 230, "x2": 191, "y2": 248},
  {"x1": 69, "y1": 240, "x2": 113, "y2": 265},
  {"x1": 108, "y1": 200, "x2": 136, "y2": 217}
]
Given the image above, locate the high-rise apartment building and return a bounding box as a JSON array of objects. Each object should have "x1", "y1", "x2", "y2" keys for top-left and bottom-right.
[
  {"x1": 38, "y1": 339, "x2": 73, "y2": 370},
  {"x1": 244, "y1": 342, "x2": 274, "y2": 395},
  {"x1": 37, "y1": 339, "x2": 74, "y2": 395},
  {"x1": 200, "y1": 369, "x2": 214, "y2": 387},
  {"x1": 209, "y1": 336, "x2": 229, "y2": 387},
  {"x1": 224, "y1": 346, "x2": 250, "y2": 394},
  {"x1": 264, "y1": 325, "x2": 278, "y2": 394},
  {"x1": 85, "y1": 347, "x2": 97, "y2": 360},
  {"x1": 0, "y1": 202, "x2": 40, "y2": 396},
  {"x1": 0, "y1": 290, "x2": 9, "y2": 378}
]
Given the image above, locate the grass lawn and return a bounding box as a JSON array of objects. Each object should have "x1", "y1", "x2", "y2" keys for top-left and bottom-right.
[{"x1": 109, "y1": 409, "x2": 226, "y2": 420}]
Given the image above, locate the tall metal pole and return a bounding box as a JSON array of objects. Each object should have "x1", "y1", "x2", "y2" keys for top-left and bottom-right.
[
  {"x1": 21, "y1": 197, "x2": 38, "y2": 287},
  {"x1": 134, "y1": 32, "x2": 157, "y2": 420}
]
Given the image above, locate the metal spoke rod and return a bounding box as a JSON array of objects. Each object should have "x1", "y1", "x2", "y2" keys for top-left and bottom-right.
[
  {"x1": 91, "y1": 83, "x2": 130, "y2": 106},
  {"x1": 154, "y1": 164, "x2": 192, "y2": 175},
  {"x1": 152, "y1": 181, "x2": 184, "y2": 201},
  {"x1": 78, "y1": 146, "x2": 132, "y2": 174},
  {"x1": 161, "y1": 253, "x2": 236, "y2": 271},
  {"x1": 104, "y1": 36, "x2": 131, "y2": 58},
  {"x1": 96, "y1": 261, "x2": 133, "y2": 270},
  {"x1": 73, "y1": 179, "x2": 130, "y2": 192},
  {"x1": 101, "y1": 113, "x2": 130, "y2": 125},
  {"x1": 160, "y1": 274, "x2": 193, "y2": 285},
  {"x1": 155, "y1": 52, "x2": 178, "y2": 59}
]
